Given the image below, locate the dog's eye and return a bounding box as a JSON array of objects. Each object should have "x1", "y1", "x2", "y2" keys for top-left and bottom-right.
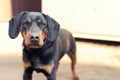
[
  {"x1": 22, "y1": 20, "x2": 31, "y2": 26},
  {"x1": 22, "y1": 23, "x2": 26, "y2": 26},
  {"x1": 26, "y1": 21, "x2": 31, "y2": 25},
  {"x1": 22, "y1": 22, "x2": 28, "y2": 26},
  {"x1": 38, "y1": 22, "x2": 45, "y2": 26},
  {"x1": 41, "y1": 23, "x2": 46, "y2": 26}
]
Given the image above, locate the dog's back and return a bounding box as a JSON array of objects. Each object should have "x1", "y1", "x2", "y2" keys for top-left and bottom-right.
[{"x1": 56, "y1": 29, "x2": 76, "y2": 61}]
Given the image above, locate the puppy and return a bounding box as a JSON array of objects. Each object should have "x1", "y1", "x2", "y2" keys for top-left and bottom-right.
[{"x1": 9, "y1": 11, "x2": 79, "y2": 80}]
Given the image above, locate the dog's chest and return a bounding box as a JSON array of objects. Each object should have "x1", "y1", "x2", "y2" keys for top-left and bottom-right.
[
  {"x1": 30, "y1": 55, "x2": 54, "y2": 74},
  {"x1": 24, "y1": 57, "x2": 54, "y2": 74},
  {"x1": 23, "y1": 47, "x2": 55, "y2": 74},
  {"x1": 34, "y1": 61, "x2": 54, "y2": 74}
]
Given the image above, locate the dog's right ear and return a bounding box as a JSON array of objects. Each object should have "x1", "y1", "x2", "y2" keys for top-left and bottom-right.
[
  {"x1": 43, "y1": 14, "x2": 60, "y2": 42},
  {"x1": 9, "y1": 11, "x2": 27, "y2": 39}
]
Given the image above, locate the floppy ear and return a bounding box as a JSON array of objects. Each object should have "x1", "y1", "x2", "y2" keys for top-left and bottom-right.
[
  {"x1": 9, "y1": 11, "x2": 27, "y2": 39},
  {"x1": 45, "y1": 15, "x2": 60, "y2": 42}
]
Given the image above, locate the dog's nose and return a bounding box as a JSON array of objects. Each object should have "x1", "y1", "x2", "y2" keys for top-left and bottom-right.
[{"x1": 30, "y1": 35, "x2": 39, "y2": 43}]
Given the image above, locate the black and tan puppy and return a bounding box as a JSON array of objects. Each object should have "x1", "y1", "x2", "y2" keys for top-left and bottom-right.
[{"x1": 9, "y1": 11, "x2": 79, "y2": 80}]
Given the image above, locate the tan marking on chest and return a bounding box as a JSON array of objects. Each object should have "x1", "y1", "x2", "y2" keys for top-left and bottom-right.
[
  {"x1": 38, "y1": 62, "x2": 54, "y2": 74},
  {"x1": 23, "y1": 61, "x2": 31, "y2": 69},
  {"x1": 23, "y1": 61, "x2": 54, "y2": 74}
]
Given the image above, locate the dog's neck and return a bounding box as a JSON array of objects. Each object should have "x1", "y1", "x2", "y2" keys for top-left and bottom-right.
[{"x1": 22, "y1": 40, "x2": 56, "y2": 57}]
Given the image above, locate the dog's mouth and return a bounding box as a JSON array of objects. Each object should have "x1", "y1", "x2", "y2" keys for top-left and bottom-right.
[
  {"x1": 24, "y1": 39, "x2": 44, "y2": 49},
  {"x1": 27, "y1": 44, "x2": 41, "y2": 49}
]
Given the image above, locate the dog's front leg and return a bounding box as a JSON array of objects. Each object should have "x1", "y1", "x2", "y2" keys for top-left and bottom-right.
[
  {"x1": 47, "y1": 71, "x2": 56, "y2": 80},
  {"x1": 23, "y1": 68, "x2": 33, "y2": 80},
  {"x1": 46, "y1": 66, "x2": 57, "y2": 80}
]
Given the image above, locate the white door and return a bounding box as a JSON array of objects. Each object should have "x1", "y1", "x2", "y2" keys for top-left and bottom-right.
[{"x1": 42, "y1": 0, "x2": 120, "y2": 41}]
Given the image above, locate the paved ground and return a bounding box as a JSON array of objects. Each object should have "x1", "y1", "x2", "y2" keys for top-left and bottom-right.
[{"x1": 0, "y1": 41, "x2": 120, "y2": 80}]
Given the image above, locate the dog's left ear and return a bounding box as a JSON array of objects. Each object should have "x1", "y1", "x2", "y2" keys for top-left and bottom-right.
[
  {"x1": 44, "y1": 15, "x2": 60, "y2": 42},
  {"x1": 9, "y1": 11, "x2": 27, "y2": 39}
]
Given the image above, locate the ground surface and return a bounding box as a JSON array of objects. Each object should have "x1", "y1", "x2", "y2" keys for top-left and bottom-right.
[{"x1": 0, "y1": 41, "x2": 120, "y2": 80}]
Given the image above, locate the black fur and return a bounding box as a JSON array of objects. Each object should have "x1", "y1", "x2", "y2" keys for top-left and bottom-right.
[{"x1": 9, "y1": 11, "x2": 79, "y2": 80}]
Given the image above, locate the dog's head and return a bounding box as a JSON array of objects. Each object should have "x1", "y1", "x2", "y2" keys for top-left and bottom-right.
[{"x1": 9, "y1": 11, "x2": 60, "y2": 48}]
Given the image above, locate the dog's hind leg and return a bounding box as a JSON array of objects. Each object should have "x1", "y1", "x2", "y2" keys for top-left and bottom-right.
[{"x1": 67, "y1": 52, "x2": 79, "y2": 80}]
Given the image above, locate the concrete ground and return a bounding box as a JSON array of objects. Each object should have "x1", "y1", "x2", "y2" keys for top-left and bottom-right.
[{"x1": 0, "y1": 41, "x2": 120, "y2": 80}]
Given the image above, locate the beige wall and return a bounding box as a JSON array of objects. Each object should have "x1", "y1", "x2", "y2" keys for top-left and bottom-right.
[{"x1": 0, "y1": 1, "x2": 12, "y2": 22}]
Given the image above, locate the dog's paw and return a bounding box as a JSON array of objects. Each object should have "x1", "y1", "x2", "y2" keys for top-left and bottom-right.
[{"x1": 73, "y1": 76, "x2": 79, "y2": 80}]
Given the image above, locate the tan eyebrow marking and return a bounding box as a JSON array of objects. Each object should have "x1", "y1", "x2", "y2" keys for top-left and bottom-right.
[
  {"x1": 27, "y1": 17, "x2": 31, "y2": 23},
  {"x1": 38, "y1": 19, "x2": 42, "y2": 23}
]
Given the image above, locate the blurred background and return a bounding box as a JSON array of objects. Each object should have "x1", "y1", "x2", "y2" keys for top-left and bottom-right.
[{"x1": 0, "y1": 0, "x2": 120, "y2": 80}]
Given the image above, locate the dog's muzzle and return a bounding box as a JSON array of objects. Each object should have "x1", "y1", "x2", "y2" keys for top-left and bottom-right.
[{"x1": 28, "y1": 35, "x2": 40, "y2": 48}]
